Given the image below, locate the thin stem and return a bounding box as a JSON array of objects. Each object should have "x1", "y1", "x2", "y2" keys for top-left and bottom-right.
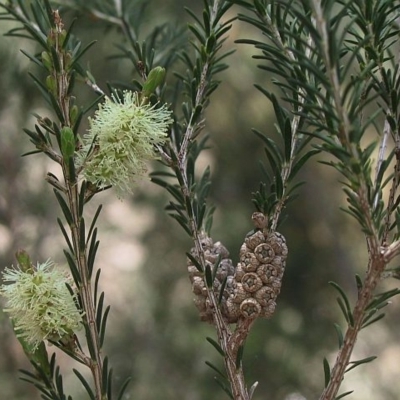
[
  {"x1": 174, "y1": 1, "x2": 250, "y2": 397},
  {"x1": 306, "y1": 3, "x2": 385, "y2": 398},
  {"x1": 178, "y1": 65, "x2": 208, "y2": 164},
  {"x1": 66, "y1": 182, "x2": 104, "y2": 398},
  {"x1": 383, "y1": 239, "x2": 400, "y2": 263},
  {"x1": 310, "y1": 0, "x2": 350, "y2": 146},
  {"x1": 258, "y1": 6, "x2": 313, "y2": 230},
  {"x1": 179, "y1": 168, "x2": 250, "y2": 400},
  {"x1": 310, "y1": 0, "x2": 381, "y2": 247},
  {"x1": 52, "y1": 11, "x2": 104, "y2": 399},
  {"x1": 319, "y1": 255, "x2": 386, "y2": 400},
  {"x1": 177, "y1": 0, "x2": 224, "y2": 163}
]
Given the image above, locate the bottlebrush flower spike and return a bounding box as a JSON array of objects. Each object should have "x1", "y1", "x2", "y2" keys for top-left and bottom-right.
[
  {"x1": 76, "y1": 90, "x2": 173, "y2": 196},
  {"x1": 0, "y1": 259, "x2": 83, "y2": 350}
]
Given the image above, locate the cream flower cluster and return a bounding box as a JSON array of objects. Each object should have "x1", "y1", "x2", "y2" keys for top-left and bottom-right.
[
  {"x1": 76, "y1": 91, "x2": 172, "y2": 196},
  {"x1": 0, "y1": 260, "x2": 83, "y2": 349}
]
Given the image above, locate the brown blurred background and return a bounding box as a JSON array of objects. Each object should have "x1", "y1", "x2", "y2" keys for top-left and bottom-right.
[{"x1": 1, "y1": 1, "x2": 400, "y2": 399}]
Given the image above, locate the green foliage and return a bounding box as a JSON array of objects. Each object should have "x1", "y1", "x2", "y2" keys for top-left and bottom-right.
[
  {"x1": 231, "y1": 1, "x2": 320, "y2": 230},
  {"x1": 152, "y1": 1, "x2": 234, "y2": 237},
  {"x1": 229, "y1": 0, "x2": 400, "y2": 398},
  {"x1": 3, "y1": 0, "x2": 400, "y2": 399},
  {"x1": 20, "y1": 353, "x2": 71, "y2": 400}
]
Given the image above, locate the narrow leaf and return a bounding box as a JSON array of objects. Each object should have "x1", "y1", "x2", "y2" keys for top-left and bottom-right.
[
  {"x1": 78, "y1": 181, "x2": 86, "y2": 217},
  {"x1": 53, "y1": 189, "x2": 73, "y2": 225},
  {"x1": 79, "y1": 218, "x2": 85, "y2": 251},
  {"x1": 63, "y1": 250, "x2": 80, "y2": 285},
  {"x1": 336, "y1": 297, "x2": 351, "y2": 325},
  {"x1": 323, "y1": 357, "x2": 331, "y2": 387},
  {"x1": 355, "y1": 274, "x2": 363, "y2": 291},
  {"x1": 218, "y1": 276, "x2": 227, "y2": 305},
  {"x1": 361, "y1": 313, "x2": 385, "y2": 329},
  {"x1": 116, "y1": 377, "x2": 132, "y2": 400},
  {"x1": 249, "y1": 381, "x2": 259, "y2": 399},
  {"x1": 205, "y1": 361, "x2": 227, "y2": 380},
  {"x1": 57, "y1": 218, "x2": 74, "y2": 254},
  {"x1": 86, "y1": 204, "x2": 102, "y2": 245},
  {"x1": 206, "y1": 337, "x2": 225, "y2": 356},
  {"x1": 101, "y1": 356, "x2": 109, "y2": 395},
  {"x1": 214, "y1": 376, "x2": 234, "y2": 399},
  {"x1": 73, "y1": 369, "x2": 95, "y2": 400},
  {"x1": 205, "y1": 264, "x2": 213, "y2": 288},
  {"x1": 334, "y1": 323, "x2": 344, "y2": 348},
  {"x1": 87, "y1": 231, "x2": 99, "y2": 278},
  {"x1": 96, "y1": 292, "x2": 105, "y2": 332},
  {"x1": 329, "y1": 281, "x2": 354, "y2": 326},
  {"x1": 186, "y1": 252, "x2": 204, "y2": 273},
  {"x1": 94, "y1": 268, "x2": 101, "y2": 306},
  {"x1": 100, "y1": 305, "x2": 111, "y2": 348},
  {"x1": 211, "y1": 254, "x2": 221, "y2": 282},
  {"x1": 335, "y1": 391, "x2": 354, "y2": 399},
  {"x1": 346, "y1": 356, "x2": 377, "y2": 373}
]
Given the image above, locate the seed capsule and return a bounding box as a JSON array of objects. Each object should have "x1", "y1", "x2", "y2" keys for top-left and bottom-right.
[
  {"x1": 254, "y1": 243, "x2": 275, "y2": 263},
  {"x1": 235, "y1": 263, "x2": 246, "y2": 282},
  {"x1": 226, "y1": 297, "x2": 241, "y2": 322},
  {"x1": 232, "y1": 283, "x2": 249, "y2": 304},
  {"x1": 241, "y1": 272, "x2": 263, "y2": 293},
  {"x1": 245, "y1": 230, "x2": 265, "y2": 251},
  {"x1": 251, "y1": 212, "x2": 268, "y2": 229},
  {"x1": 267, "y1": 232, "x2": 288, "y2": 256},
  {"x1": 257, "y1": 264, "x2": 283, "y2": 285},
  {"x1": 254, "y1": 286, "x2": 275, "y2": 306},
  {"x1": 240, "y1": 298, "x2": 262, "y2": 319},
  {"x1": 240, "y1": 249, "x2": 259, "y2": 269}
]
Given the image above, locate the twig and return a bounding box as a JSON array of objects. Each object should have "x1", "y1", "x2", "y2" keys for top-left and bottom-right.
[
  {"x1": 260, "y1": 7, "x2": 314, "y2": 231},
  {"x1": 383, "y1": 239, "x2": 400, "y2": 263},
  {"x1": 52, "y1": 11, "x2": 105, "y2": 399},
  {"x1": 319, "y1": 254, "x2": 386, "y2": 400},
  {"x1": 175, "y1": 2, "x2": 251, "y2": 398}
]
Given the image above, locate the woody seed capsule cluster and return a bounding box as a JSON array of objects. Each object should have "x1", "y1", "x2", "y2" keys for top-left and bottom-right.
[
  {"x1": 187, "y1": 213, "x2": 288, "y2": 324},
  {"x1": 226, "y1": 226, "x2": 287, "y2": 321},
  {"x1": 188, "y1": 233, "x2": 235, "y2": 322}
]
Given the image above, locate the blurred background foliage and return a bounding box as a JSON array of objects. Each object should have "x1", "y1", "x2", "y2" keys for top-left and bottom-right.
[{"x1": 0, "y1": 1, "x2": 400, "y2": 399}]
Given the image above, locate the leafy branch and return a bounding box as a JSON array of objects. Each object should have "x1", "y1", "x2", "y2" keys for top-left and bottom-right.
[
  {"x1": 0, "y1": 1, "x2": 129, "y2": 398},
  {"x1": 151, "y1": 1, "x2": 260, "y2": 398},
  {"x1": 230, "y1": 0, "x2": 400, "y2": 399},
  {"x1": 233, "y1": 0, "x2": 320, "y2": 230}
]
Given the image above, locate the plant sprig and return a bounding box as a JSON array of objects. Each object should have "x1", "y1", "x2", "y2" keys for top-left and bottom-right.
[
  {"x1": 230, "y1": 0, "x2": 400, "y2": 399},
  {"x1": 0, "y1": 1, "x2": 132, "y2": 398}
]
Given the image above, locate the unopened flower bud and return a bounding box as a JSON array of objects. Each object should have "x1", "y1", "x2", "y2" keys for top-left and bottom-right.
[
  {"x1": 61, "y1": 126, "x2": 76, "y2": 164},
  {"x1": 142, "y1": 66, "x2": 166, "y2": 97}
]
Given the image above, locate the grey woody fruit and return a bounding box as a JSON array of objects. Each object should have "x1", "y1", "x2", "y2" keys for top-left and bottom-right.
[{"x1": 187, "y1": 216, "x2": 288, "y2": 324}]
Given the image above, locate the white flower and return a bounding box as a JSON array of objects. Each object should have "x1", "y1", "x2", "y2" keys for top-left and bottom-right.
[
  {"x1": 0, "y1": 259, "x2": 83, "y2": 350},
  {"x1": 76, "y1": 90, "x2": 172, "y2": 196}
]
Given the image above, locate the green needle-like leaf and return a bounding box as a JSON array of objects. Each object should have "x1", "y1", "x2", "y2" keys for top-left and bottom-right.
[
  {"x1": 206, "y1": 337, "x2": 225, "y2": 356},
  {"x1": 323, "y1": 357, "x2": 331, "y2": 388}
]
